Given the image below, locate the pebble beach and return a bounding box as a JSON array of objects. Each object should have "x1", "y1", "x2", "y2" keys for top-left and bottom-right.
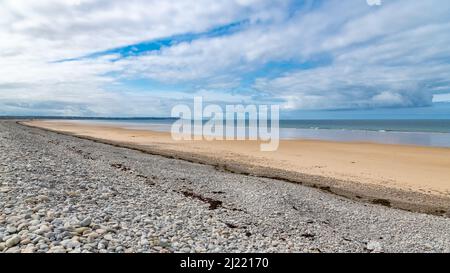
[{"x1": 1, "y1": 120, "x2": 450, "y2": 253}]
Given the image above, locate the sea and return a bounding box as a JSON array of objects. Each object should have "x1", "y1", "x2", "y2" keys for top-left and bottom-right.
[{"x1": 42, "y1": 118, "x2": 450, "y2": 148}]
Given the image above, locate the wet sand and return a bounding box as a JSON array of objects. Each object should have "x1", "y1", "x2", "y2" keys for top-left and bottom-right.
[{"x1": 22, "y1": 120, "x2": 450, "y2": 215}]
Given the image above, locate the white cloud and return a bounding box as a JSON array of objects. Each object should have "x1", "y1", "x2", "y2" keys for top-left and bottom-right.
[
  {"x1": 250, "y1": 0, "x2": 450, "y2": 110},
  {"x1": 0, "y1": 0, "x2": 450, "y2": 115},
  {"x1": 433, "y1": 93, "x2": 450, "y2": 103},
  {"x1": 0, "y1": 0, "x2": 289, "y2": 115}
]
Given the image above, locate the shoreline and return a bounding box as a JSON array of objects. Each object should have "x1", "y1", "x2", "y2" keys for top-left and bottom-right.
[
  {"x1": 52, "y1": 119, "x2": 450, "y2": 148},
  {"x1": 20, "y1": 120, "x2": 450, "y2": 216},
  {"x1": 3, "y1": 120, "x2": 450, "y2": 253}
]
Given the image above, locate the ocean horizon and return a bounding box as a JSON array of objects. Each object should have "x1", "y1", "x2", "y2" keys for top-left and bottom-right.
[{"x1": 40, "y1": 118, "x2": 450, "y2": 148}]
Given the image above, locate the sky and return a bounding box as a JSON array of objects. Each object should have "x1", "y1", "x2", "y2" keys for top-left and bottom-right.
[{"x1": 1, "y1": 0, "x2": 450, "y2": 118}]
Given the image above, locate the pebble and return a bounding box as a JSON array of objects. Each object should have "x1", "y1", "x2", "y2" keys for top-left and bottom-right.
[
  {"x1": 35, "y1": 225, "x2": 50, "y2": 235},
  {"x1": 95, "y1": 229, "x2": 106, "y2": 235},
  {"x1": 367, "y1": 241, "x2": 383, "y2": 253},
  {"x1": 7, "y1": 226, "x2": 17, "y2": 234},
  {"x1": 49, "y1": 246, "x2": 66, "y2": 253},
  {"x1": 21, "y1": 238, "x2": 31, "y2": 245},
  {"x1": 29, "y1": 220, "x2": 40, "y2": 226},
  {"x1": 5, "y1": 235, "x2": 21, "y2": 248},
  {"x1": 0, "y1": 187, "x2": 11, "y2": 193},
  {"x1": 21, "y1": 246, "x2": 36, "y2": 253},
  {"x1": 66, "y1": 240, "x2": 81, "y2": 249},
  {"x1": 5, "y1": 246, "x2": 20, "y2": 253},
  {"x1": 79, "y1": 218, "x2": 92, "y2": 227},
  {"x1": 39, "y1": 224, "x2": 51, "y2": 232},
  {"x1": 75, "y1": 227, "x2": 90, "y2": 234},
  {"x1": 97, "y1": 242, "x2": 107, "y2": 250}
]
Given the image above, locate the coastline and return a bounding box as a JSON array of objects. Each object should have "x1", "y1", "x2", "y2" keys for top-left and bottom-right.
[
  {"x1": 3, "y1": 119, "x2": 450, "y2": 253},
  {"x1": 21, "y1": 120, "x2": 450, "y2": 216}
]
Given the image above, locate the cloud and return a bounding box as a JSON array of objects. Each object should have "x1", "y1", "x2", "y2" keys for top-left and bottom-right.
[
  {"x1": 0, "y1": 0, "x2": 450, "y2": 115},
  {"x1": 0, "y1": 0, "x2": 287, "y2": 115},
  {"x1": 251, "y1": 0, "x2": 450, "y2": 110}
]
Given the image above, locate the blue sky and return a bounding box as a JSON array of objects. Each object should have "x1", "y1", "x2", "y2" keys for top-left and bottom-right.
[{"x1": 1, "y1": 0, "x2": 450, "y2": 118}]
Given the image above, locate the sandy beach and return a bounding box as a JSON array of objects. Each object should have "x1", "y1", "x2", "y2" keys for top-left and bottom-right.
[
  {"x1": 23, "y1": 120, "x2": 450, "y2": 215},
  {"x1": 2, "y1": 119, "x2": 450, "y2": 253}
]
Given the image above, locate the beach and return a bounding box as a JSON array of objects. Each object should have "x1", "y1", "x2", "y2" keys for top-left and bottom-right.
[
  {"x1": 2, "y1": 119, "x2": 450, "y2": 253},
  {"x1": 23, "y1": 120, "x2": 450, "y2": 215}
]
